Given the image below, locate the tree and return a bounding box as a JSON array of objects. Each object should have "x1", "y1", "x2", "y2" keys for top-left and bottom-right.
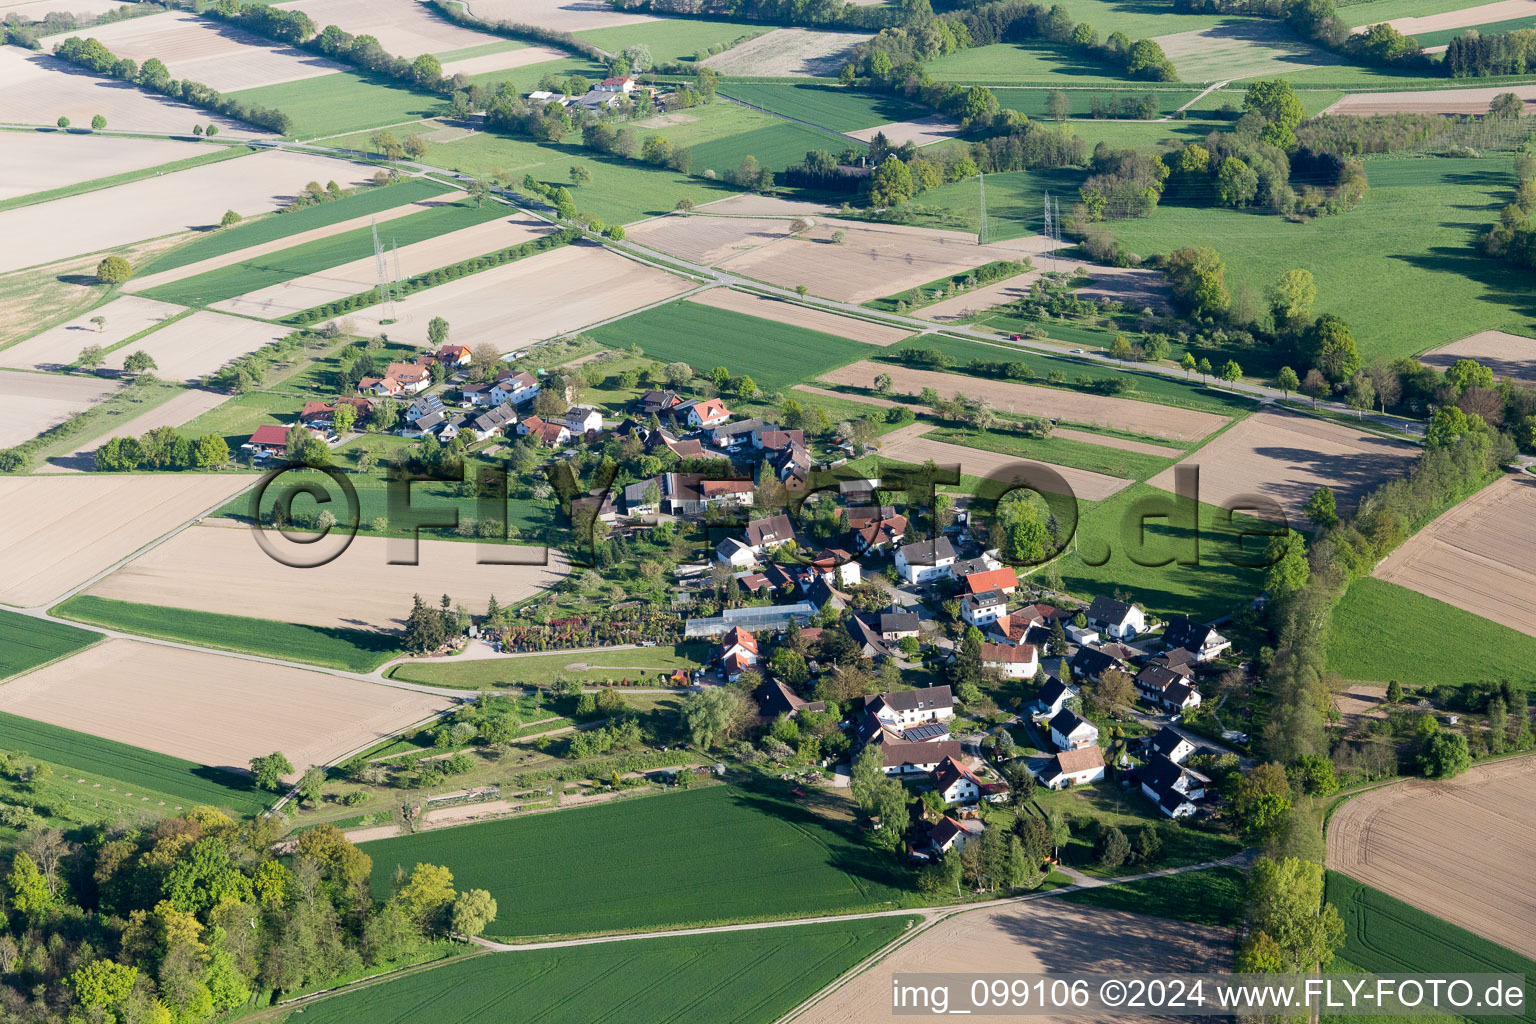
[
  {"x1": 1232, "y1": 762, "x2": 1292, "y2": 841},
  {"x1": 1385, "y1": 679, "x2": 1404, "y2": 704},
  {"x1": 428, "y1": 317, "x2": 450, "y2": 346},
  {"x1": 398, "y1": 863, "x2": 457, "y2": 933},
  {"x1": 1095, "y1": 825, "x2": 1130, "y2": 869},
  {"x1": 405, "y1": 135, "x2": 428, "y2": 160},
  {"x1": 451, "y1": 889, "x2": 497, "y2": 938},
  {"x1": 332, "y1": 403, "x2": 357, "y2": 436},
  {"x1": 403, "y1": 593, "x2": 448, "y2": 653},
  {"x1": 1164, "y1": 247, "x2": 1229, "y2": 319},
  {"x1": 1419, "y1": 731, "x2": 1471, "y2": 779},
  {"x1": 411, "y1": 53, "x2": 443, "y2": 85},
  {"x1": 1301, "y1": 368, "x2": 1330, "y2": 407},
  {"x1": 1345, "y1": 370, "x2": 1375, "y2": 418},
  {"x1": 220, "y1": 208, "x2": 242, "y2": 228},
  {"x1": 1197, "y1": 357, "x2": 1212, "y2": 381},
  {"x1": 249, "y1": 752, "x2": 293, "y2": 791},
  {"x1": 1179, "y1": 352, "x2": 1196, "y2": 377},
  {"x1": 89, "y1": 315, "x2": 106, "y2": 333},
  {"x1": 96, "y1": 255, "x2": 132, "y2": 284},
  {"x1": 1265, "y1": 529, "x2": 1309, "y2": 599},
  {"x1": 1046, "y1": 88, "x2": 1071, "y2": 122},
  {"x1": 56, "y1": 115, "x2": 70, "y2": 129},
  {"x1": 1215, "y1": 156, "x2": 1259, "y2": 207},
  {"x1": 90, "y1": 114, "x2": 107, "y2": 131},
  {"x1": 70, "y1": 959, "x2": 137, "y2": 1015},
  {"x1": 1243, "y1": 79, "x2": 1305, "y2": 149},
  {"x1": 1090, "y1": 668, "x2": 1135, "y2": 715},
  {"x1": 1303, "y1": 486, "x2": 1337, "y2": 529},
  {"x1": 76, "y1": 345, "x2": 105, "y2": 370},
  {"x1": 869, "y1": 156, "x2": 915, "y2": 207},
  {"x1": 1490, "y1": 91, "x2": 1524, "y2": 119},
  {"x1": 298, "y1": 766, "x2": 325, "y2": 805},
  {"x1": 1271, "y1": 268, "x2": 1316, "y2": 326},
  {"x1": 205, "y1": 123, "x2": 219, "y2": 139},
  {"x1": 1110, "y1": 335, "x2": 1133, "y2": 361},
  {"x1": 682, "y1": 687, "x2": 744, "y2": 749},
  {"x1": 122, "y1": 350, "x2": 157, "y2": 375},
  {"x1": 1246, "y1": 856, "x2": 1344, "y2": 971},
  {"x1": 1219, "y1": 359, "x2": 1242, "y2": 383},
  {"x1": 1306, "y1": 314, "x2": 1361, "y2": 383},
  {"x1": 1276, "y1": 365, "x2": 1299, "y2": 398}
]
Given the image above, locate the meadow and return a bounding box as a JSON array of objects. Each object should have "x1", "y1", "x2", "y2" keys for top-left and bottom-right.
[
  {"x1": 574, "y1": 17, "x2": 766, "y2": 64},
  {"x1": 717, "y1": 82, "x2": 930, "y2": 132},
  {"x1": 925, "y1": 424, "x2": 1175, "y2": 480},
  {"x1": 0, "y1": 610, "x2": 99, "y2": 681},
  {"x1": 228, "y1": 70, "x2": 449, "y2": 139},
  {"x1": 281, "y1": 917, "x2": 917, "y2": 1024},
  {"x1": 1325, "y1": 577, "x2": 1536, "y2": 687},
  {"x1": 926, "y1": 41, "x2": 1161, "y2": 85},
  {"x1": 1060, "y1": 865, "x2": 1246, "y2": 926},
  {"x1": 1025, "y1": 783, "x2": 1244, "y2": 872},
  {"x1": 690, "y1": 119, "x2": 862, "y2": 174},
  {"x1": 0, "y1": 710, "x2": 267, "y2": 814},
  {"x1": 388, "y1": 642, "x2": 709, "y2": 689},
  {"x1": 1028, "y1": 0, "x2": 1238, "y2": 38},
  {"x1": 363, "y1": 785, "x2": 914, "y2": 938},
  {"x1": 1413, "y1": 13, "x2": 1536, "y2": 46},
  {"x1": 1339, "y1": 0, "x2": 1495, "y2": 28},
  {"x1": 991, "y1": 87, "x2": 1203, "y2": 119},
  {"x1": 54, "y1": 595, "x2": 401, "y2": 673},
  {"x1": 587, "y1": 299, "x2": 875, "y2": 392}
]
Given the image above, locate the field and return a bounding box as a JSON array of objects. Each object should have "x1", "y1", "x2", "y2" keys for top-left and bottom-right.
[
  {"x1": 0, "y1": 295, "x2": 186, "y2": 372},
  {"x1": 39, "y1": 387, "x2": 235, "y2": 472},
  {"x1": 0, "y1": 149, "x2": 375, "y2": 274},
  {"x1": 364, "y1": 785, "x2": 912, "y2": 937},
  {"x1": 0, "y1": 132, "x2": 210, "y2": 203},
  {"x1": 1060, "y1": 866, "x2": 1248, "y2": 927},
  {"x1": 1147, "y1": 409, "x2": 1419, "y2": 526},
  {"x1": 5, "y1": 0, "x2": 128, "y2": 18},
  {"x1": 85, "y1": 523, "x2": 569, "y2": 632},
  {"x1": 0, "y1": 609, "x2": 99, "y2": 681},
  {"x1": 926, "y1": 40, "x2": 1167, "y2": 85},
  {"x1": 703, "y1": 27, "x2": 871, "y2": 76},
  {"x1": 917, "y1": 261, "x2": 1168, "y2": 323},
  {"x1": 439, "y1": 44, "x2": 569, "y2": 78},
  {"x1": 878, "y1": 422, "x2": 1136, "y2": 501},
  {"x1": 626, "y1": 213, "x2": 793, "y2": 265},
  {"x1": 388, "y1": 642, "x2": 709, "y2": 689},
  {"x1": 104, "y1": 311, "x2": 287, "y2": 382},
  {"x1": 277, "y1": 0, "x2": 507, "y2": 56},
  {"x1": 1106, "y1": 157, "x2": 1536, "y2": 361},
  {"x1": 923, "y1": 423, "x2": 1175, "y2": 480},
  {"x1": 689, "y1": 118, "x2": 864, "y2": 175},
  {"x1": 587, "y1": 298, "x2": 874, "y2": 392},
  {"x1": 1328, "y1": 576, "x2": 1536, "y2": 686},
  {"x1": 1321, "y1": 82, "x2": 1536, "y2": 114},
  {"x1": 1340, "y1": 0, "x2": 1499, "y2": 28},
  {"x1": 847, "y1": 114, "x2": 966, "y2": 147},
  {"x1": 575, "y1": 17, "x2": 767, "y2": 64},
  {"x1": 1373, "y1": 473, "x2": 1536, "y2": 637},
  {"x1": 473, "y1": 0, "x2": 656, "y2": 31},
  {"x1": 1329, "y1": 757, "x2": 1536, "y2": 961},
  {"x1": 0, "y1": 472, "x2": 255, "y2": 608},
  {"x1": 276, "y1": 917, "x2": 916, "y2": 1024},
  {"x1": 688, "y1": 288, "x2": 917, "y2": 346},
  {"x1": 818, "y1": 361, "x2": 1230, "y2": 441},
  {"x1": 1420, "y1": 329, "x2": 1536, "y2": 385},
  {"x1": 0, "y1": 638, "x2": 452, "y2": 778},
  {"x1": 1354, "y1": 0, "x2": 1536, "y2": 34},
  {"x1": 796, "y1": 899, "x2": 1232, "y2": 1024},
  {"x1": 0, "y1": 370, "x2": 118, "y2": 448},
  {"x1": 717, "y1": 82, "x2": 928, "y2": 133},
  {"x1": 992, "y1": 86, "x2": 1203, "y2": 119},
  {"x1": 227, "y1": 69, "x2": 449, "y2": 138},
  {"x1": 1152, "y1": 20, "x2": 1342, "y2": 81}
]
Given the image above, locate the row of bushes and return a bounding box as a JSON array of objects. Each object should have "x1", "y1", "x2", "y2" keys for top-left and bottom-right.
[{"x1": 887, "y1": 345, "x2": 1140, "y2": 397}]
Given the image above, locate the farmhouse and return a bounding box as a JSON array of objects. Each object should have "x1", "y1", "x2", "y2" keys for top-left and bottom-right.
[
  {"x1": 1049, "y1": 708, "x2": 1099, "y2": 751},
  {"x1": 657, "y1": 473, "x2": 755, "y2": 515},
  {"x1": 1140, "y1": 754, "x2": 1210, "y2": 818},
  {"x1": 1070, "y1": 643, "x2": 1131, "y2": 681},
  {"x1": 1162, "y1": 616, "x2": 1232, "y2": 662},
  {"x1": 980, "y1": 641, "x2": 1038, "y2": 679},
  {"x1": 638, "y1": 389, "x2": 685, "y2": 417},
  {"x1": 755, "y1": 427, "x2": 804, "y2": 450},
  {"x1": 895, "y1": 537, "x2": 957, "y2": 585},
  {"x1": 1086, "y1": 596, "x2": 1147, "y2": 639},
  {"x1": 1033, "y1": 746, "x2": 1106, "y2": 790},
  {"x1": 715, "y1": 536, "x2": 756, "y2": 568},
  {"x1": 864, "y1": 685, "x2": 954, "y2": 731},
  {"x1": 358, "y1": 375, "x2": 403, "y2": 397},
  {"x1": 878, "y1": 738, "x2": 965, "y2": 776},
  {"x1": 710, "y1": 418, "x2": 763, "y2": 447},
  {"x1": 242, "y1": 424, "x2": 294, "y2": 458},
  {"x1": 460, "y1": 383, "x2": 492, "y2": 407},
  {"x1": 809, "y1": 548, "x2": 860, "y2": 588},
  {"x1": 299, "y1": 396, "x2": 371, "y2": 428}
]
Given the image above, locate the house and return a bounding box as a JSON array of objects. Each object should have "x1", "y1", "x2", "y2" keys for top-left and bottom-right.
[
  {"x1": 623, "y1": 476, "x2": 663, "y2": 515},
  {"x1": 1085, "y1": 596, "x2": 1147, "y2": 639},
  {"x1": 961, "y1": 589, "x2": 1009, "y2": 629},
  {"x1": 754, "y1": 677, "x2": 825, "y2": 720},
  {"x1": 1161, "y1": 616, "x2": 1233, "y2": 662},
  {"x1": 847, "y1": 614, "x2": 892, "y2": 661},
  {"x1": 878, "y1": 739, "x2": 965, "y2": 776},
  {"x1": 894, "y1": 537, "x2": 957, "y2": 585},
  {"x1": 849, "y1": 507, "x2": 907, "y2": 553},
  {"x1": 1145, "y1": 726, "x2": 1196, "y2": 765},
  {"x1": 864, "y1": 685, "x2": 955, "y2": 732},
  {"x1": 460, "y1": 383, "x2": 493, "y2": 408},
  {"x1": 878, "y1": 611, "x2": 920, "y2": 642},
  {"x1": 593, "y1": 75, "x2": 637, "y2": 93},
  {"x1": 1049, "y1": 708, "x2": 1099, "y2": 751},
  {"x1": 516, "y1": 416, "x2": 571, "y2": 446},
  {"x1": 384, "y1": 362, "x2": 432, "y2": 395},
  {"x1": 710, "y1": 418, "x2": 762, "y2": 447},
  {"x1": 438, "y1": 414, "x2": 467, "y2": 442},
  {"x1": 1070, "y1": 643, "x2": 1131, "y2": 681},
  {"x1": 929, "y1": 815, "x2": 984, "y2": 854},
  {"x1": 715, "y1": 536, "x2": 756, "y2": 569},
  {"x1": 1065, "y1": 622, "x2": 1101, "y2": 646},
  {"x1": 668, "y1": 438, "x2": 706, "y2": 460},
  {"x1": 1148, "y1": 647, "x2": 1200, "y2": 678},
  {"x1": 469, "y1": 404, "x2": 517, "y2": 439},
  {"x1": 697, "y1": 477, "x2": 755, "y2": 510},
  {"x1": 1136, "y1": 665, "x2": 1203, "y2": 712},
  {"x1": 405, "y1": 394, "x2": 445, "y2": 424},
  {"x1": 1140, "y1": 753, "x2": 1210, "y2": 818},
  {"x1": 638, "y1": 389, "x2": 685, "y2": 417},
  {"x1": 737, "y1": 572, "x2": 772, "y2": 596},
  {"x1": 716, "y1": 626, "x2": 759, "y2": 682},
  {"x1": 980, "y1": 642, "x2": 1038, "y2": 679},
  {"x1": 358, "y1": 375, "x2": 403, "y2": 397},
  {"x1": 404, "y1": 410, "x2": 446, "y2": 438},
  {"x1": 436, "y1": 344, "x2": 471, "y2": 367},
  {"x1": 963, "y1": 566, "x2": 1018, "y2": 597},
  {"x1": 491, "y1": 370, "x2": 539, "y2": 406},
  {"x1": 932, "y1": 756, "x2": 987, "y2": 805},
  {"x1": 576, "y1": 90, "x2": 624, "y2": 111},
  {"x1": 1034, "y1": 746, "x2": 1106, "y2": 790},
  {"x1": 564, "y1": 406, "x2": 603, "y2": 436},
  {"x1": 754, "y1": 427, "x2": 803, "y2": 450},
  {"x1": 1159, "y1": 679, "x2": 1202, "y2": 712},
  {"x1": 1034, "y1": 676, "x2": 1077, "y2": 717},
  {"x1": 744, "y1": 514, "x2": 794, "y2": 553},
  {"x1": 810, "y1": 548, "x2": 860, "y2": 588},
  {"x1": 243, "y1": 424, "x2": 295, "y2": 458},
  {"x1": 299, "y1": 397, "x2": 371, "y2": 428},
  {"x1": 684, "y1": 397, "x2": 731, "y2": 427},
  {"x1": 951, "y1": 553, "x2": 1002, "y2": 579}
]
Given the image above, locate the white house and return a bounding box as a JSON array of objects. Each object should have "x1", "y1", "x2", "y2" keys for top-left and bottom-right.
[
  {"x1": 564, "y1": 406, "x2": 603, "y2": 435},
  {"x1": 878, "y1": 739, "x2": 965, "y2": 776},
  {"x1": 716, "y1": 627, "x2": 759, "y2": 682},
  {"x1": 715, "y1": 537, "x2": 756, "y2": 569},
  {"x1": 1049, "y1": 708, "x2": 1099, "y2": 751},
  {"x1": 1034, "y1": 746, "x2": 1106, "y2": 789},
  {"x1": 491, "y1": 371, "x2": 540, "y2": 407},
  {"x1": 1086, "y1": 596, "x2": 1147, "y2": 640},
  {"x1": 894, "y1": 537, "x2": 957, "y2": 585},
  {"x1": 961, "y1": 589, "x2": 1009, "y2": 629},
  {"x1": 929, "y1": 816, "x2": 983, "y2": 854},
  {"x1": 810, "y1": 549, "x2": 860, "y2": 589},
  {"x1": 460, "y1": 383, "x2": 493, "y2": 408},
  {"x1": 980, "y1": 642, "x2": 1038, "y2": 679},
  {"x1": 1145, "y1": 726, "x2": 1196, "y2": 765},
  {"x1": 932, "y1": 756, "x2": 983, "y2": 805},
  {"x1": 744, "y1": 514, "x2": 794, "y2": 554},
  {"x1": 865, "y1": 685, "x2": 955, "y2": 731},
  {"x1": 404, "y1": 395, "x2": 445, "y2": 424},
  {"x1": 1136, "y1": 665, "x2": 1203, "y2": 712},
  {"x1": 685, "y1": 398, "x2": 731, "y2": 427},
  {"x1": 1034, "y1": 677, "x2": 1077, "y2": 718},
  {"x1": 1162, "y1": 616, "x2": 1233, "y2": 662},
  {"x1": 1141, "y1": 753, "x2": 1209, "y2": 818}
]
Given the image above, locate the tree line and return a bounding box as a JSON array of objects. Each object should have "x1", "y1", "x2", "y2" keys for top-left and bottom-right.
[{"x1": 94, "y1": 427, "x2": 230, "y2": 472}]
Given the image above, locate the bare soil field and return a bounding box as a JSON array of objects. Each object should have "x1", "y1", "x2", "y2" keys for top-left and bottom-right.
[
  {"x1": 634, "y1": 112, "x2": 698, "y2": 129},
  {"x1": 626, "y1": 214, "x2": 792, "y2": 266},
  {"x1": 689, "y1": 288, "x2": 916, "y2": 346},
  {"x1": 1328, "y1": 755, "x2": 1536, "y2": 960},
  {"x1": 698, "y1": 193, "x2": 837, "y2": 217},
  {"x1": 0, "y1": 639, "x2": 450, "y2": 777},
  {"x1": 39, "y1": 388, "x2": 232, "y2": 473},
  {"x1": 719, "y1": 219, "x2": 1058, "y2": 304},
  {"x1": 472, "y1": 0, "x2": 654, "y2": 30},
  {"x1": 438, "y1": 44, "x2": 567, "y2": 77},
  {"x1": 1373, "y1": 473, "x2": 1536, "y2": 637},
  {"x1": 704, "y1": 27, "x2": 871, "y2": 76},
  {"x1": 819, "y1": 361, "x2": 1228, "y2": 441},
  {"x1": 918, "y1": 260, "x2": 1165, "y2": 323},
  {"x1": 276, "y1": 0, "x2": 506, "y2": 55},
  {"x1": 793, "y1": 900, "x2": 1232, "y2": 1024},
  {"x1": 1147, "y1": 409, "x2": 1418, "y2": 524},
  {"x1": 1323, "y1": 83, "x2": 1536, "y2": 115},
  {"x1": 103, "y1": 311, "x2": 289, "y2": 382},
  {"x1": 0, "y1": 132, "x2": 206, "y2": 202},
  {"x1": 2, "y1": 0, "x2": 127, "y2": 19},
  {"x1": 0, "y1": 370, "x2": 117, "y2": 448},
  {"x1": 0, "y1": 49, "x2": 267, "y2": 136},
  {"x1": 0, "y1": 295, "x2": 186, "y2": 372},
  {"x1": 877, "y1": 424, "x2": 1133, "y2": 500},
  {"x1": 338, "y1": 242, "x2": 695, "y2": 349},
  {"x1": 1153, "y1": 20, "x2": 1339, "y2": 81},
  {"x1": 1350, "y1": 0, "x2": 1536, "y2": 33},
  {"x1": 1420, "y1": 329, "x2": 1536, "y2": 386},
  {"x1": 211, "y1": 212, "x2": 555, "y2": 320},
  {"x1": 87, "y1": 524, "x2": 571, "y2": 631},
  {"x1": 0, "y1": 473, "x2": 255, "y2": 607},
  {"x1": 0, "y1": 149, "x2": 375, "y2": 274},
  {"x1": 1335, "y1": 683, "x2": 1389, "y2": 732},
  {"x1": 849, "y1": 113, "x2": 964, "y2": 148}
]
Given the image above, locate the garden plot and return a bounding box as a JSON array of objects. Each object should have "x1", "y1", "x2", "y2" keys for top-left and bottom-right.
[
  {"x1": 849, "y1": 113, "x2": 964, "y2": 148},
  {"x1": 878, "y1": 423, "x2": 1133, "y2": 500},
  {"x1": 39, "y1": 388, "x2": 231, "y2": 473},
  {"x1": 0, "y1": 639, "x2": 450, "y2": 778},
  {"x1": 1348, "y1": 0, "x2": 1536, "y2": 33},
  {"x1": 0, "y1": 295, "x2": 185, "y2": 372},
  {"x1": 1152, "y1": 19, "x2": 1341, "y2": 80},
  {"x1": 1420, "y1": 329, "x2": 1536, "y2": 385},
  {"x1": 87, "y1": 523, "x2": 570, "y2": 632},
  {"x1": 273, "y1": 0, "x2": 506, "y2": 56},
  {"x1": 1372, "y1": 473, "x2": 1536, "y2": 637},
  {"x1": 704, "y1": 27, "x2": 872, "y2": 76},
  {"x1": 0, "y1": 132, "x2": 206, "y2": 202},
  {"x1": 820, "y1": 361, "x2": 1228, "y2": 441},
  {"x1": 0, "y1": 473, "x2": 254, "y2": 607},
  {"x1": 689, "y1": 288, "x2": 915, "y2": 346},
  {"x1": 472, "y1": 0, "x2": 655, "y2": 30},
  {"x1": 438, "y1": 44, "x2": 567, "y2": 77},
  {"x1": 717, "y1": 219, "x2": 1054, "y2": 304},
  {"x1": 0, "y1": 48, "x2": 266, "y2": 136},
  {"x1": 1322, "y1": 82, "x2": 1536, "y2": 114},
  {"x1": 1334, "y1": 683, "x2": 1389, "y2": 731},
  {"x1": 72, "y1": 10, "x2": 345, "y2": 93},
  {"x1": 1328, "y1": 755, "x2": 1536, "y2": 960},
  {"x1": 0, "y1": 149, "x2": 374, "y2": 274},
  {"x1": 101, "y1": 311, "x2": 288, "y2": 382},
  {"x1": 337, "y1": 242, "x2": 695, "y2": 349},
  {"x1": 210, "y1": 212, "x2": 555, "y2": 320},
  {"x1": 0, "y1": 370, "x2": 117, "y2": 449},
  {"x1": 1147, "y1": 409, "x2": 1417, "y2": 524},
  {"x1": 625, "y1": 214, "x2": 793, "y2": 266}
]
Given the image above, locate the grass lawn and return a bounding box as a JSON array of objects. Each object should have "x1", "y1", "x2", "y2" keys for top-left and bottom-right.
[
  {"x1": 1106, "y1": 156, "x2": 1536, "y2": 361},
  {"x1": 283, "y1": 916, "x2": 918, "y2": 1024},
  {"x1": 0, "y1": 710, "x2": 267, "y2": 814},
  {"x1": 865, "y1": 260, "x2": 1031, "y2": 312},
  {"x1": 1060, "y1": 865, "x2": 1246, "y2": 926},
  {"x1": 388, "y1": 642, "x2": 710, "y2": 689},
  {"x1": 54, "y1": 595, "x2": 401, "y2": 673},
  {"x1": 362, "y1": 784, "x2": 916, "y2": 938},
  {"x1": 140, "y1": 178, "x2": 452, "y2": 275},
  {"x1": 0, "y1": 142, "x2": 252, "y2": 215},
  {"x1": 1326, "y1": 577, "x2": 1536, "y2": 687},
  {"x1": 574, "y1": 18, "x2": 766, "y2": 64},
  {"x1": 177, "y1": 391, "x2": 304, "y2": 452},
  {"x1": 588, "y1": 298, "x2": 875, "y2": 392},
  {"x1": 139, "y1": 198, "x2": 506, "y2": 308},
  {"x1": 0, "y1": 610, "x2": 100, "y2": 681},
  {"x1": 718, "y1": 82, "x2": 930, "y2": 132},
  {"x1": 227, "y1": 71, "x2": 448, "y2": 139},
  {"x1": 1026, "y1": 782, "x2": 1244, "y2": 874},
  {"x1": 925, "y1": 424, "x2": 1175, "y2": 480}
]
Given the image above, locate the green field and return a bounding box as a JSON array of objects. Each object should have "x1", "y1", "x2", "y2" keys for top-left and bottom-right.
[
  {"x1": 1413, "y1": 14, "x2": 1536, "y2": 47},
  {"x1": 142, "y1": 178, "x2": 452, "y2": 275},
  {"x1": 0, "y1": 142, "x2": 252, "y2": 215},
  {"x1": 719, "y1": 83, "x2": 929, "y2": 132},
  {"x1": 1327, "y1": 871, "x2": 1536, "y2": 1024},
  {"x1": 1060, "y1": 865, "x2": 1246, "y2": 926},
  {"x1": 992, "y1": 87, "x2": 1203, "y2": 119},
  {"x1": 0, "y1": 710, "x2": 267, "y2": 814},
  {"x1": 574, "y1": 17, "x2": 765, "y2": 64},
  {"x1": 363, "y1": 785, "x2": 913, "y2": 938},
  {"x1": 925, "y1": 424, "x2": 1175, "y2": 480},
  {"x1": 693, "y1": 119, "x2": 862, "y2": 174},
  {"x1": 280, "y1": 916, "x2": 916, "y2": 1024},
  {"x1": 1027, "y1": 783, "x2": 1244, "y2": 872},
  {"x1": 589, "y1": 298, "x2": 875, "y2": 392},
  {"x1": 54, "y1": 595, "x2": 401, "y2": 673},
  {"x1": 388, "y1": 642, "x2": 709, "y2": 689},
  {"x1": 139, "y1": 199, "x2": 507, "y2": 308},
  {"x1": 1043, "y1": 0, "x2": 1238, "y2": 37},
  {"x1": 228, "y1": 71, "x2": 448, "y2": 139},
  {"x1": 1340, "y1": 0, "x2": 1493, "y2": 28},
  {"x1": 1327, "y1": 577, "x2": 1536, "y2": 687},
  {"x1": 0, "y1": 610, "x2": 99, "y2": 680}
]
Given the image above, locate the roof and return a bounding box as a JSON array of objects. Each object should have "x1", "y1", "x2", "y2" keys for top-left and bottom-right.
[
  {"x1": 758, "y1": 429, "x2": 803, "y2": 450},
  {"x1": 964, "y1": 567, "x2": 1018, "y2": 594},
  {"x1": 903, "y1": 722, "x2": 950, "y2": 742},
  {"x1": 1054, "y1": 746, "x2": 1104, "y2": 774},
  {"x1": 1071, "y1": 645, "x2": 1125, "y2": 676},
  {"x1": 1136, "y1": 664, "x2": 1187, "y2": 694},
  {"x1": 745, "y1": 514, "x2": 793, "y2": 549},
  {"x1": 875, "y1": 685, "x2": 953, "y2": 714},
  {"x1": 668, "y1": 439, "x2": 705, "y2": 459},
  {"x1": 471, "y1": 405, "x2": 516, "y2": 433},
  {"x1": 710, "y1": 417, "x2": 762, "y2": 440},
  {"x1": 1147, "y1": 726, "x2": 1190, "y2": 759},
  {"x1": 755, "y1": 677, "x2": 825, "y2": 718},
  {"x1": 899, "y1": 537, "x2": 956, "y2": 567},
  {"x1": 1086, "y1": 595, "x2": 1135, "y2": 624},
  {"x1": 933, "y1": 755, "x2": 982, "y2": 794},
  {"x1": 929, "y1": 815, "x2": 982, "y2": 847},
  {"x1": 1163, "y1": 680, "x2": 1199, "y2": 706},
  {"x1": 716, "y1": 536, "x2": 753, "y2": 560},
  {"x1": 248, "y1": 424, "x2": 289, "y2": 446},
  {"x1": 980, "y1": 642, "x2": 1036, "y2": 664},
  {"x1": 1049, "y1": 707, "x2": 1095, "y2": 739},
  {"x1": 879, "y1": 611, "x2": 919, "y2": 634},
  {"x1": 878, "y1": 739, "x2": 964, "y2": 769},
  {"x1": 1037, "y1": 676, "x2": 1073, "y2": 705},
  {"x1": 720, "y1": 626, "x2": 758, "y2": 653},
  {"x1": 690, "y1": 397, "x2": 729, "y2": 421},
  {"x1": 965, "y1": 589, "x2": 1007, "y2": 610},
  {"x1": 1163, "y1": 615, "x2": 1229, "y2": 652}
]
